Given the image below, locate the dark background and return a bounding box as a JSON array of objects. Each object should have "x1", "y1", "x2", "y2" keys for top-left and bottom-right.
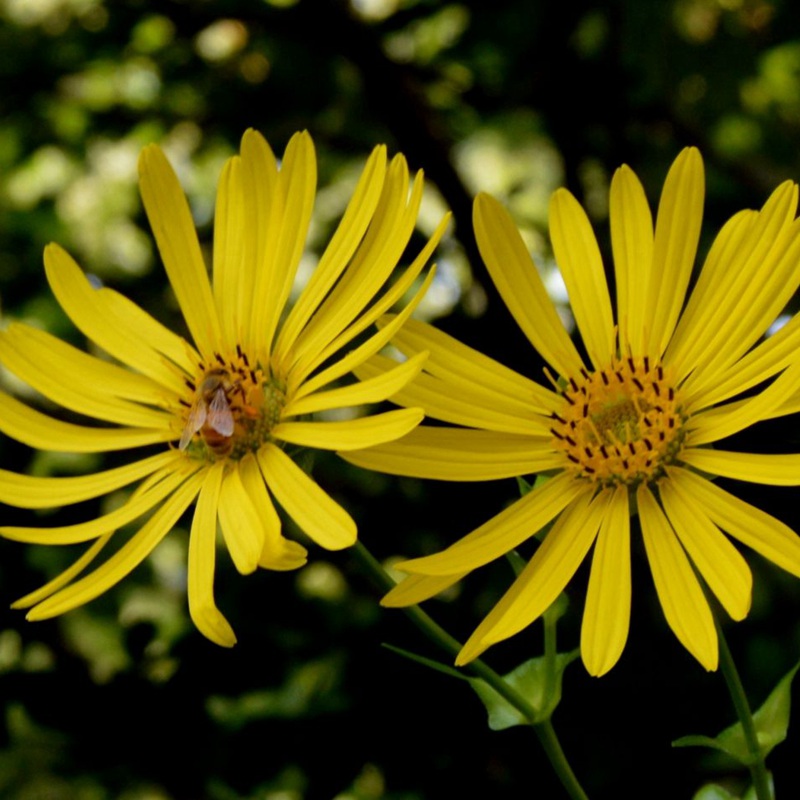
[{"x1": 2, "y1": 1, "x2": 800, "y2": 797}]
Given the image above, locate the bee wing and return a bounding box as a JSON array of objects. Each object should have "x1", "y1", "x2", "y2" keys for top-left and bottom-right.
[
  {"x1": 207, "y1": 387, "x2": 235, "y2": 436},
  {"x1": 179, "y1": 399, "x2": 207, "y2": 450}
]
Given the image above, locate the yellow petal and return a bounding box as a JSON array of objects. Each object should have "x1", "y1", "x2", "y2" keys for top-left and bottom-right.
[
  {"x1": 1, "y1": 463, "x2": 196, "y2": 544},
  {"x1": 667, "y1": 466, "x2": 800, "y2": 578},
  {"x1": 188, "y1": 461, "x2": 237, "y2": 647},
  {"x1": 637, "y1": 483, "x2": 718, "y2": 670},
  {"x1": 273, "y1": 408, "x2": 423, "y2": 452},
  {"x1": 25, "y1": 471, "x2": 204, "y2": 620},
  {"x1": 0, "y1": 451, "x2": 182, "y2": 509},
  {"x1": 340, "y1": 426, "x2": 561, "y2": 481},
  {"x1": 237, "y1": 453, "x2": 307, "y2": 570},
  {"x1": 138, "y1": 143, "x2": 222, "y2": 358},
  {"x1": 275, "y1": 144, "x2": 386, "y2": 361},
  {"x1": 647, "y1": 147, "x2": 705, "y2": 358},
  {"x1": 549, "y1": 188, "x2": 615, "y2": 369},
  {"x1": 217, "y1": 463, "x2": 266, "y2": 575},
  {"x1": 610, "y1": 164, "x2": 654, "y2": 355},
  {"x1": 473, "y1": 192, "x2": 584, "y2": 377},
  {"x1": 0, "y1": 392, "x2": 171, "y2": 453},
  {"x1": 283, "y1": 351, "x2": 428, "y2": 417},
  {"x1": 381, "y1": 571, "x2": 467, "y2": 607},
  {"x1": 399, "y1": 472, "x2": 589, "y2": 576},
  {"x1": 257, "y1": 443, "x2": 356, "y2": 550},
  {"x1": 660, "y1": 476, "x2": 752, "y2": 620},
  {"x1": 44, "y1": 243, "x2": 196, "y2": 389},
  {"x1": 456, "y1": 488, "x2": 606, "y2": 665},
  {"x1": 581, "y1": 485, "x2": 631, "y2": 676},
  {"x1": 681, "y1": 448, "x2": 800, "y2": 486}
]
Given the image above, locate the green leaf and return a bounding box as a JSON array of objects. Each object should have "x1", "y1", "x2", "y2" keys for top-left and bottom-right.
[
  {"x1": 674, "y1": 660, "x2": 800, "y2": 765},
  {"x1": 469, "y1": 649, "x2": 580, "y2": 730}
]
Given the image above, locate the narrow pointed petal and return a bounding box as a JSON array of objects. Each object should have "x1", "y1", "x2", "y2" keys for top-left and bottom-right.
[
  {"x1": 660, "y1": 476, "x2": 752, "y2": 620},
  {"x1": 581, "y1": 486, "x2": 631, "y2": 677},
  {"x1": 0, "y1": 392, "x2": 171, "y2": 453},
  {"x1": 456, "y1": 489, "x2": 607, "y2": 665},
  {"x1": 474, "y1": 192, "x2": 584, "y2": 377},
  {"x1": 610, "y1": 164, "x2": 653, "y2": 354},
  {"x1": 550, "y1": 188, "x2": 615, "y2": 368},
  {"x1": 637, "y1": 484, "x2": 718, "y2": 670},
  {"x1": 341, "y1": 427, "x2": 561, "y2": 481},
  {"x1": 238, "y1": 453, "x2": 307, "y2": 570},
  {"x1": 217, "y1": 464, "x2": 266, "y2": 575},
  {"x1": 681, "y1": 448, "x2": 800, "y2": 486},
  {"x1": 382, "y1": 571, "x2": 467, "y2": 607},
  {"x1": 12, "y1": 532, "x2": 114, "y2": 610},
  {"x1": 667, "y1": 466, "x2": 800, "y2": 578},
  {"x1": 138, "y1": 144, "x2": 222, "y2": 357},
  {"x1": 0, "y1": 451, "x2": 182, "y2": 509},
  {"x1": 398, "y1": 472, "x2": 589, "y2": 576},
  {"x1": 647, "y1": 147, "x2": 705, "y2": 357},
  {"x1": 272, "y1": 408, "x2": 423, "y2": 452},
  {"x1": 25, "y1": 472, "x2": 204, "y2": 620},
  {"x1": 275, "y1": 144, "x2": 387, "y2": 360},
  {"x1": 44, "y1": 244, "x2": 197, "y2": 389},
  {"x1": 0, "y1": 464, "x2": 196, "y2": 544},
  {"x1": 187, "y1": 461, "x2": 236, "y2": 647},
  {"x1": 284, "y1": 351, "x2": 428, "y2": 417},
  {"x1": 257, "y1": 443, "x2": 356, "y2": 550}
]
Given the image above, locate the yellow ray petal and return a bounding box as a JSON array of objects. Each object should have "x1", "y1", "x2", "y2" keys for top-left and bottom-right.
[
  {"x1": 237, "y1": 453, "x2": 308, "y2": 570},
  {"x1": 187, "y1": 461, "x2": 236, "y2": 647},
  {"x1": 637, "y1": 483, "x2": 718, "y2": 670},
  {"x1": 356, "y1": 354, "x2": 551, "y2": 436},
  {"x1": 0, "y1": 392, "x2": 171, "y2": 453},
  {"x1": 275, "y1": 144, "x2": 387, "y2": 361},
  {"x1": 688, "y1": 360, "x2": 800, "y2": 445},
  {"x1": 25, "y1": 471, "x2": 204, "y2": 620},
  {"x1": 0, "y1": 463, "x2": 198, "y2": 544},
  {"x1": 272, "y1": 408, "x2": 423, "y2": 452},
  {"x1": 456, "y1": 488, "x2": 606, "y2": 665},
  {"x1": 647, "y1": 147, "x2": 705, "y2": 358},
  {"x1": 138, "y1": 144, "x2": 222, "y2": 358},
  {"x1": 0, "y1": 451, "x2": 182, "y2": 509},
  {"x1": 283, "y1": 351, "x2": 428, "y2": 417},
  {"x1": 0, "y1": 324, "x2": 173, "y2": 428},
  {"x1": 474, "y1": 192, "x2": 584, "y2": 377},
  {"x1": 217, "y1": 463, "x2": 267, "y2": 575},
  {"x1": 212, "y1": 155, "x2": 247, "y2": 350},
  {"x1": 12, "y1": 532, "x2": 114, "y2": 610},
  {"x1": 390, "y1": 317, "x2": 558, "y2": 415},
  {"x1": 381, "y1": 571, "x2": 467, "y2": 607},
  {"x1": 399, "y1": 472, "x2": 589, "y2": 576},
  {"x1": 660, "y1": 476, "x2": 752, "y2": 620},
  {"x1": 549, "y1": 188, "x2": 615, "y2": 369},
  {"x1": 581, "y1": 485, "x2": 631, "y2": 677},
  {"x1": 681, "y1": 448, "x2": 800, "y2": 486},
  {"x1": 340, "y1": 427, "x2": 560, "y2": 481},
  {"x1": 668, "y1": 466, "x2": 800, "y2": 578},
  {"x1": 257, "y1": 443, "x2": 356, "y2": 550},
  {"x1": 610, "y1": 164, "x2": 654, "y2": 355},
  {"x1": 253, "y1": 131, "x2": 316, "y2": 358}
]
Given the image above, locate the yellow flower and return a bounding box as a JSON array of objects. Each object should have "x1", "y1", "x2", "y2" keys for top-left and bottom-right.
[
  {"x1": 344, "y1": 147, "x2": 800, "y2": 676},
  {"x1": 0, "y1": 129, "x2": 448, "y2": 646}
]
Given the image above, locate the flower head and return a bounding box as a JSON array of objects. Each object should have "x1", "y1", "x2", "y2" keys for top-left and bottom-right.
[
  {"x1": 0, "y1": 129, "x2": 448, "y2": 646},
  {"x1": 344, "y1": 147, "x2": 800, "y2": 675}
]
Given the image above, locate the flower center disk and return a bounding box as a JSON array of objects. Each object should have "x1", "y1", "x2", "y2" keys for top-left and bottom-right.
[
  {"x1": 180, "y1": 349, "x2": 286, "y2": 461},
  {"x1": 550, "y1": 356, "x2": 686, "y2": 487}
]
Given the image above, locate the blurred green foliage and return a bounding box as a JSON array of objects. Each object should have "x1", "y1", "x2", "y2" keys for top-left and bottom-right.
[{"x1": 2, "y1": 0, "x2": 800, "y2": 797}]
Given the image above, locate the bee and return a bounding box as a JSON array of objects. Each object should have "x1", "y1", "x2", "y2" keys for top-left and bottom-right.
[{"x1": 179, "y1": 369, "x2": 236, "y2": 455}]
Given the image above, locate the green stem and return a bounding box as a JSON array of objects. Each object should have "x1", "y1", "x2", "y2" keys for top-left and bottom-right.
[
  {"x1": 352, "y1": 541, "x2": 590, "y2": 800},
  {"x1": 716, "y1": 620, "x2": 773, "y2": 800}
]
